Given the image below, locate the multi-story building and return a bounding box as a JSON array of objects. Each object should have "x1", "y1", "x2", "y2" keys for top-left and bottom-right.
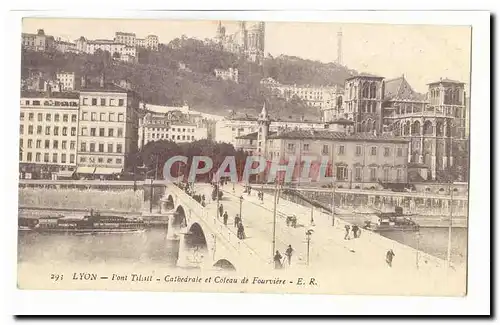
[
  {"x1": 138, "y1": 110, "x2": 209, "y2": 148},
  {"x1": 19, "y1": 92, "x2": 80, "y2": 179},
  {"x1": 55, "y1": 40, "x2": 78, "y2": 53},
  {"x1": 77, "y1": 79, "x2": 139, "y2": 177},
  {"x1": 56, "y1": 72, "x2": 76, "y2": 91},
  {"x1": 215, "y1": 21, "x2": 265, "y2": 63},
  {"x1": 115, "y1": 32, "x2": 137, "y2": 47},
  {"x1": 214, "y1": 68, "x2": 239, "y2": 83},
  {"x1": 343, "y1": 74, "x2": 385, "y2": 134},
  {"x1": 116, "y1": 32, "x2": 159, "y2": 50},
  {"x1": 260, "y1": 77, "x2": 343, "y2": 112},
  {"x1": 74, "y1": 37, "x2": 137, "y2": 62},
  {"x1": 21, "y1": 29, "x2": 55, "y2": 52},
  {"x1": 145, "y1": 35, "x2": 159, "y2": 51}
]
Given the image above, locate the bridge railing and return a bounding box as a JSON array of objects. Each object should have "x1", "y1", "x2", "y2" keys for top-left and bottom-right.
[{"x1": 168, "y1": 184, "x2": 267, "y2": 264}]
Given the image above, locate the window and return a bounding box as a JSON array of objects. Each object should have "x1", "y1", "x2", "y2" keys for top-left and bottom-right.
[
  {"x1": 80, "y1": 141, "x2": 87, "y2": 152},
  {"x1": 80, "y1": 157, "x2": 86, "y2": 163},
  {"x1": 108, "y1": 128, "x2": 114, "y2": 137},
  {"x1": 383, "y1": 168, "x2": 390, "y2": 182},
  {"x1": 36, "y1": 126, "x2": 42, "y2": 135},
  {"x1": 37, "y1": 113, "x2": 42, "y2": 121},
  {"x1": 371, "y1": 146, "x2": 377, "y2": 156},
  {"x1": 336, "y1": 166, "x2": 348, "y2": 181},
  {"x1": 338, "y1": 145, "x2": 345, "y2": 155},
  {"x1": 27, "y1": 152, "x2": 32, "y2": 162},
  {"x1": 91, "y1": 112, "x2": 97, "y2": 121},
  {"x1": 61, "y1": 154, "x2": 66, "y2": 163},
  {"x1": 82, "y1": 98, "x2": 88, "y2": 105},
  {"x1": 63, "y1": 114, "x2": 68, "y2": 122},
  {"x1": 100, "y1": 98, "x2": 106, "y2": 106},
  {"x1": 99, "y1": 128, "x2": 105, "y2": 136},
  {"x1": 62, "y1": 127, "x2": 68, "y2": 136},
  {"x1": 19, "y1": 125, "x2": 24, "y2": 134},
  {"x1": 82, "y1": 112, "x2": 88, "y2": 121},
  {"x1": 53, "y1": 140, "x2": 58, "y2": 149},
  {"x1": 118, "y1": 99, "x2": 124, "y2": 106},
  {"x1": 28, "y1": 113, "x2": 34, "y2": 121},
  {"x1": 355, "y1": 145, "x2": 362, "y2": 156},
  {"x1": 62, "y1": 141, "x2": 67, "y2": 150},
  {"x1": 89, "y1": 143, "x2": 95, "y2": 152},
  {"x1": 107, "y1": 158, "x2": 113, "y2": 164},
  {"x1": 53, "y1": 126, "x2": 59, "y2": 136},
  {"x1": 98, "y1": 158, "x2": 103, "y2": 163},
  {"x1": 46, "y1": 114, "x2": 51, "y2": 122},
  {"x1": 107, "y1": 143, "x2": 113, "y2": 153},
  {"x1": 287, "y1": 143, "x2": 295, "y2": 152},
  {"x1": 100, "y1": 113, "x2": 106, "y2": 121},
  {"x1": 35, "y1": 152, "x2": 41, "y2": 162},
  {"x1": 109, "y1": 113, "x2": 115, "y2": 121},
  {"x1": 182, "y1": 135, "x2": 185, "y2": 140},
  {"x1": 53, "y1": 113, "x2": 59, "y2": 122},
  {"x1": 117, "y1": 128, "x2": 123, "y2": 137},
  {"x1": 370, "y1": 167, "x2": 377, "y2": 181},
  {"x1": 91, "y1": 128, "x2": 96, "y2": 136},
  {"x1": 52, "y1": 153, "x2": 58, "y2": 163},
  {"x1": 45, "y1": 126, "x2": 50, "y2": 135},
  {"x1": 91, "y1": 98, "x2": 97, "y2": 106},
  {"x1": 384, "y1": 147, "x2": 390, "y2": 157},
  {"x1": 118, "y1": 113, "x2": 124, "y2": 122},
  {"x1": 116, "y1": 144, "x2": 122, "y2": 153},
  {"x1": 322, "y1": 145, "x2": 329, "y2": 154},
  {"x1": 71, "y1": 127, "x2": 76, "y2": 136},
  {"x1": 116, "y1": 158, "x2": 122, "y2": 164},
  {"x1": 396, "y1": 169, "x2": 402, "y2": 181},
  {"x1": 397, "y1": 148, "x2": 403, "y2": 157},
  {"x1": 27, "y1": 139, "x2": 32, "y2": 148},
  {"x1": 36, "y1": 140, "x2": 41, "y2": 148},
  {"x1": 110, "y1": 99, "x2": 115, "y2": 106},
  {"x1": 19, "y1": 139, "x2": 23, "y2": 148},
  {"x1": 355, "y1": 167, "x2": 362, "y2": 181},
  {"x1": 303, "y1": 143, "x2": 309, "y2": 151},
  {"x1": 70, "y1": 141, "x2": 75, "y2": 150},
  {"x1": 20, "y1": 112, "x2": 25, "y2": 121},
  {"x1": 27, "y1": 125, "x2": 33, "y2": 135},
  {"x1": 44, "y1": 140, "x2": 50, "y2": 149},
  {"x1": 44, "y1": 153, "x2": 49, "y2": 163},
  {"x1": 71, "y1": 114, "x2": 77, "y2": 123},
  {"x1": 98, "y1": 143, "x2": 104, "y2": 152},
  {"x1": 70, "y1": 154, "x2": 75, "y2": 164}
]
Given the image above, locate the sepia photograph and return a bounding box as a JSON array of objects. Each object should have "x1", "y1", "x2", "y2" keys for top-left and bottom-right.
[{"x1": 15, "y1": 14, "x2": 475, "y2": 300}]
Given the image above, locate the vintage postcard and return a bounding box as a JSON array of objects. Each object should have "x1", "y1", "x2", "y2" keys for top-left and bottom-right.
[{"x1": 17, "y1": 16, "x2": 471, "y2": 297}]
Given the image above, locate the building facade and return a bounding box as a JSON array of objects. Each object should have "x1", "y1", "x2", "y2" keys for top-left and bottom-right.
[
  {"x1": 138, "y1": 110, "x2": 209, "y2": 148},
  {"x1": 214, "y1": 68, "x2": 239, "y2": 83},
  {"x1": 74, "y1": 37, "x2": 137, "y2": 62},
  {"x1": 21, "y1": 29, "x2": 55, "y2": 52},
  {"x1": 77, "y1": 82, "x2": 138, "y2": 177},
  {"x1": 215, "y1": 21, "x2": 265, "y2": 62},
  {"x1": 56, "y1": 72, "x2": 76, "y2": 91},
  {"x1": 19, "y1": 92, "x2": 80, "y2": 179}
]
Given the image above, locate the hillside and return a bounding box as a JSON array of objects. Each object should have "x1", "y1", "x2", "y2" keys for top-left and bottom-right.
[{"x1": 21, "y1": 37, "x2": 357, "y2": 119}]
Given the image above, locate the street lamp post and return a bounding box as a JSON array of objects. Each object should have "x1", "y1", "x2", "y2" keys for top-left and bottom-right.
[
  {"x1": 305, "y1": 229, "x2": 313, "y2": 266},
  {"x1": 239, "y1": 195, "x2": 243, "y2": 221}
]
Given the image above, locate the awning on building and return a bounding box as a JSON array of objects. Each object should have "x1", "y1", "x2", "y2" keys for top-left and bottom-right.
[
  {"x1": 94, "y1": 167, "x2": 123, "y2": 175},
  {"x1": 76, "y1": 166, "x2": 96, "y2": 174},
  {"x1": 56, "y1": 170, "x2": 75, "y2": 178}
]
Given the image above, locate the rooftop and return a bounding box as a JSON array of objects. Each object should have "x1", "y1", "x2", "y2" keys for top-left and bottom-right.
[
  {"x1": 80, "y1": 83, "x2": 127, "y2": 93},
  {"x1": 21, "y1": 91, "x2": 80, "y2": 99},
  {"x1": 384, "y1": 75, "x2": 426, "y2": 101},
  {"x1": 346, "y1": 73, "x2": 384, "y2": 80},
  {"x1": 236, "y1": 131, "x2": 277, "y2": 140},
  {"x1": 428, "y1": 78, "x2": 465, "y2": 85},
  {"x1": 268, "y1": 130, "x2": 408, "y2": 143}
]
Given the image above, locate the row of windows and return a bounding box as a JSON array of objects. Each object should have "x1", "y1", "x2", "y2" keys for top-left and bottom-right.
[
  {"x1": 81, "y1": 98, "x2": 125, "y2": 107},
  {"x1": 21, "y1": 152, "x2": 75, "y2": 164},
  {"x1": 80, "y1": 127, "x2": 124, "y2": 137},
  {"x1": 20, "y1": 112, "x2": 77, "y2": 123},
  {"x1": 337, "y1": 166, "x2": 403, "y2": 182},
  {"x1": 286, "y1": 143, "x2": 404, "y2": 157},
  {"x1": 22, "y1": 100, "x2": 78, "y2": 107},
  {"x1": 20, "y1": 125, "x2": 77, "y2": 136},
  {"x1": 80, "y1": 142, "x2": 123, "y2": 154},
  {"x1": 79, "y1": 157, "x2": 122, "y2": 165},
  {"x1": 148, "y1": 127, "x2": 196, "y2": 133},
  {"x1": 147, "y1": 134, "x2": 195, "y2": 141},
  {"x1": 20, "y1": 139, "x2": 76, "y2": 150},
  {"x1": 81, "y1": 111, "x2": 125, "y2": 122}
]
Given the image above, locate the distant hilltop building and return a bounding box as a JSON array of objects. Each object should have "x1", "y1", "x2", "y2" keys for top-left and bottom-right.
[
  {"x1": 115, "y1": 32, "x2": 159, "y2": 51},
  {"x1": 260, "y1": 77, "x2": 343, "y2": 112},
  {"x1": 215, "y1": 21, "x2": 265, "y2": 63},
  {"x1": 21, "y1": 29, "x2": 55, "y2": 52},
  {"x1": 214, "y1": 68, "x2": 239, "y2": 83}
]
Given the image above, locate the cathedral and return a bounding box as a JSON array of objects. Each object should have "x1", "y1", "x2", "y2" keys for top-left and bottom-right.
[{"x1": 215, "y1": 21, "x2": 266, "y2": 63}]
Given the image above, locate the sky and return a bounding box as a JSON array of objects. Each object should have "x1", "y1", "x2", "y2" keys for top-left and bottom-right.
[{"x1": 22, "y1": 18, "x2": 472, "y2": 93}]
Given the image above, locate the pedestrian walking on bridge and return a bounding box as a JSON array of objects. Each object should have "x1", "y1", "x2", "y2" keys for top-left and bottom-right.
[
  {"x1": 219, "y1": 204, "x2": 224, "y2": 218},
  {"x1": 285, "y1": 245, "x2": 294, "y2": 266},
  {"x1": 386, "y1": 249, "x2": 395, "y2": 267},
  {"x1": 352, "y1": 225, "x2": 359, "y2": 238},
  {"x1": 344, "y1": 224, "x2": 351, "y2": 240},
  {"x1": 274, "y1": 250, "x2": 283, "y2": 269},
  {"x1": 223, "y1": 211, "x2": 228, "y2": 226},
  {"x1": 234, "y1": 214, "x2": 241, "y2": 228}
]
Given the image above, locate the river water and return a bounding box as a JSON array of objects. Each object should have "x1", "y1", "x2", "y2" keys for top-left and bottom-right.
[{"x1": 18, "y1": 227, "x2": 467, "y2": 267}]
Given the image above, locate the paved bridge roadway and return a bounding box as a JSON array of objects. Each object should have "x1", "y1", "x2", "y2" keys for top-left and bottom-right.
[{"x1": 162, "y1": 182, "x2": 464, "y2": 295}]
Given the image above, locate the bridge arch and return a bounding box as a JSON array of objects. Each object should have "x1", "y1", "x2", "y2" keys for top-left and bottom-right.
[
  {"x1": 174, "y1": 205, "x2": 188, "y2": 228},
  {"x1": 165, "y1": 195, "x2": 175, "y2": 210},
  {"x1": 213, "y1": 259, "x2": 236, "y2": 271}
]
